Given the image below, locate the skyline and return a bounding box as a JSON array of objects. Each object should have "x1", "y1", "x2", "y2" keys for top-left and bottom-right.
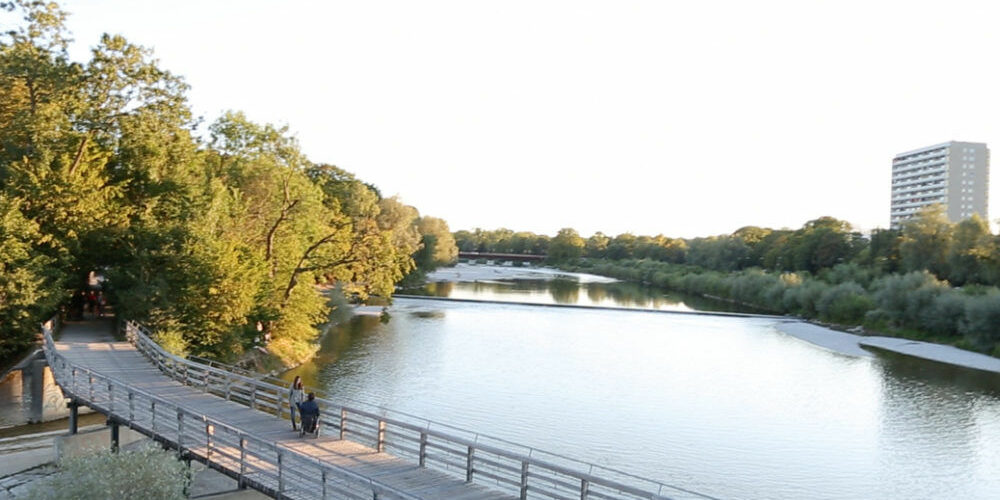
[{"x1": 54, "y1": 0, "x2": 1000, "y2": 238}]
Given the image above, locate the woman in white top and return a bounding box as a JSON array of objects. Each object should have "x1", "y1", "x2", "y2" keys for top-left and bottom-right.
[{"x1": 289, "y1": 376, "x2": 305, "y2": 430}]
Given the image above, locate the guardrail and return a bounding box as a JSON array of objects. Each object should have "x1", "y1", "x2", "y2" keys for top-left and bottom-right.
[
  {"x1": 122, "y1": 321, "x2": 718, "y2": 500},
  {"x1": 41, "y1": 317, "x2": 420, "y2": 500}
]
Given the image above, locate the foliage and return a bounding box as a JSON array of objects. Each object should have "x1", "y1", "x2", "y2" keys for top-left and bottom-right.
[
  {"x1": 25, "y1": 444, "x2": 189, "y2": 500},
  {"x1": 0, "y1": 2, "x2": 453, "y2": 366}
]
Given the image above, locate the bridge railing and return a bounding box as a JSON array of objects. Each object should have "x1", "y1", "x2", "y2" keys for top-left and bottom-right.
[
  {"x1": 41, "y1": 318, "x2": 421, "y2": 500},
  {"x1": 124, "y1": 321, "x2": 718, "y2": 500}
]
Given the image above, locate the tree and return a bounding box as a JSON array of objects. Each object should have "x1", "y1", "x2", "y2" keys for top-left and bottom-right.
[
  {"x1": 899, "y1": 205, "x2": 953, "y2": 278},
  {"x1": 548, "y1": 228, "x2": 585, "y2": 261},
  {"x1": 947, "y1": 214, "x2": 993, "y2": 286},
  {"x1": 414, "y1": 216, "x2": 458, "y2": 270}
]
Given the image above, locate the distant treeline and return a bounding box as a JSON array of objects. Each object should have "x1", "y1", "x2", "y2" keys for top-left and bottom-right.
[
  {"x1": 0, "y1": 2, "x2": 457, "y2": 366},
  {"x1": 458, "y1": 208, "x2": 1000, "y2": 355}
]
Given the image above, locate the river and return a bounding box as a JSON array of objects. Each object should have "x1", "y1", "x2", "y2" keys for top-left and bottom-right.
[{"x1": 283, "y1": 266, "x2": 1000, "y2": 500}]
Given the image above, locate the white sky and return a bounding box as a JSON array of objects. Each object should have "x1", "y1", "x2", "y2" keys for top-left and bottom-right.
[{"x1": 53, "y1": 0, "x2": 1000, "y2": 238}]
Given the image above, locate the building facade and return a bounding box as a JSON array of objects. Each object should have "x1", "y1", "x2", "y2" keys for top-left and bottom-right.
[{"x1": 890, "y1": 141, "x2": 989, "y2": 229}]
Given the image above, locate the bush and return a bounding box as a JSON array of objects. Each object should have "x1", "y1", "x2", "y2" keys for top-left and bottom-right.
[
  {"x1": 25, "y1": 444, "x2": 189, "y2": 500},
  {"x1": 816, "y1": 281, "x2": 874, "y2": 323},
  {"x1": 921, "y1": 291, "x2": 966, "y2": 337},
  {"x1": 871, "y1": 271, "x2": 947, "y2": 328},
  {"x1": 960, "y1": 293, "x2": 1000, "y2": 351},
  {"x1": 782, "y1": 280, "x2": 828, "y2": 317}
]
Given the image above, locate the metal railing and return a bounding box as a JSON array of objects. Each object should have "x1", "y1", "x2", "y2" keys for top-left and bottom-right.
[
  {"x1": 121, "y1": 321, "x2": 718, "y2": 500},
  {"x1": 41, "y1": 317, "x2": 420, "y2": 500}
]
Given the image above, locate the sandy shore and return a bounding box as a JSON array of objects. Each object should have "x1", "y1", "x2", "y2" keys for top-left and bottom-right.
[
  {"x1": 425, "y1": 263, "x2": 617, "y2": 284},
  {"x1": 777, "y1": 321, "x2": 1000, "y2": 374}
]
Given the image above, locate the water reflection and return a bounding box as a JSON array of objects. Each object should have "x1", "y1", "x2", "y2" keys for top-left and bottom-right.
[{"x1": 404, "y1": 278, "x2": 766, "y2": 313}]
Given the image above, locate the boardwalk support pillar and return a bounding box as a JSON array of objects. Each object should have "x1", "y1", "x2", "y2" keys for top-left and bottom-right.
[
  {"x1": 67, "y1": 401, "x2": 79, "y2": 434},
  {"x1": 109, "y1": 419, "x2": 120, "y2": 452}
]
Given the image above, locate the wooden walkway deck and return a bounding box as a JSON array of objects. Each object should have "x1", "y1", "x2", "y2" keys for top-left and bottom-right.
[
  {"x1": 41, "y1": 318, "x2": 709, "y2": 500},
  {"x1": 49, "y1": 324, "x2": 510, "y2": 499}
]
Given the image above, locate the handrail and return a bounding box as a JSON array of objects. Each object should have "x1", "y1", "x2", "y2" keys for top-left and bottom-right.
[
  {"x1": 123, "y1": 321, "x2": 719, "y2": 500},
  {"x1": 41, "y1": 319, "x2": 421, "y2": 500}
]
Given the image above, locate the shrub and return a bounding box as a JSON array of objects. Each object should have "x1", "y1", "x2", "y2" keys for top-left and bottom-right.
[
  {"x1": 871, "y1": 271, "x2": 947, "y2": 328},
  {"x1": 25, "y1": 444, "x2": 189, "y2": 500},
  {"x1": 921, "y1": 291, "x2": 966, "y2": 337},
  {"x1": 960, "y1": 293, "x2": 1000, "y2": 351},
  {"x1": 782, "y1": 280, "x2": 828, "y2": 317},
  {"x1": 816, "y1": 281, "x2": 874, "y2": 323}
]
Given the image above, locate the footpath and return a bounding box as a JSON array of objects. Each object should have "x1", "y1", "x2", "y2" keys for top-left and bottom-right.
[{"x1": 0, "y1": 318, "x2": 268, "y2": 500}]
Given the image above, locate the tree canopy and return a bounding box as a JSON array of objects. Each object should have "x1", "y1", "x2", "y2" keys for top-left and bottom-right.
[{"x1": 0, "y1": 1, "x2": 456, "y2": 366}]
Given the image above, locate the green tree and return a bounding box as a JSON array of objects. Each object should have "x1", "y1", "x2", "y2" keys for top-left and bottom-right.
[
  {"x1": 947, "y1": 214, "x2": 993, "y2": 286},
  {"x1": 548, "y1": 228, "x2": 585, "y2": 261},
  {"x1": 899, "y1": 205, "x2": 953, "y2": 278}
]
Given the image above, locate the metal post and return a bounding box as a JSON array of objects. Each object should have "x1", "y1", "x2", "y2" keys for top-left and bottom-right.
[
  {"x1": 110, "y1": 420, "x2": 120, "y2": 453},
  {"x1": 107, "y1": 383, "x2": 114, "y2": 414},
  {"x1": 177, "y1": 410, "x2": 184, "y2": 456},
  {"x1": 68, "y1": 401, "x2": 79, "y2": 434},
  {"x1": 520, "y1": 461, "x2": 529, "y2": 500},
  {"x1": 466, "y1": 446, "x2": 475, "y2": 483},
  {"x1": 250, "y1": 385, "x2": 256, "y2": 410},
  {"x1": 238, "y1": 437, "x2": 247, "y2": 489},
  {"x1": 277, "y1": 451, "x2": 284, "y2": 494},
  {"x1": 205, "y1": 422, "x2": 213, "y2": 463},
  {"x1": 128, "y1": 392, "x2": 134, "y2": 423},
  {"x1": 377, "y1": 420, "x2": 386, "y2": 452},
  {"x1": 339, "y1": 409, "x2": 347, "y2": 440},
  {"x1": 321, "y1": 469, "x2": 327, "y2": 498},
  {"x1": 419, "y1": 432, "x2": 428, "y2": 467},
  {"x1": 580, "y1": 479, "x2": 589, "y2": 500},
  {"x1": 151, "y1": 401, "x2": 157, "y2": 432}
]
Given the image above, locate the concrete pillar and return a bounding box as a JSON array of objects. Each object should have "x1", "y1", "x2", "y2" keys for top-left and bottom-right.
[
  {"x1": 68, "y1": 401, "x2": 79, "y2": 434},
  {"x1": 29, "y1": 360, "x2": 46, "y2": 424}
]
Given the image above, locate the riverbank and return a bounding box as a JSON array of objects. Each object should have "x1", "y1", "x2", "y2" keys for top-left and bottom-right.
[{"x1": 778, "y1": 321, "x2": 1000, "y2": 374}]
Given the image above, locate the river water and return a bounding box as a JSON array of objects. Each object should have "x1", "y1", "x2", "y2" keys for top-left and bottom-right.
[{"x1": 285, "y1": 269, "x2": 1000, "y2": 500}]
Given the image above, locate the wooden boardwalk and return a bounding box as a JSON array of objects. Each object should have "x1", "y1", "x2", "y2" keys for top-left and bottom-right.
[
  {"x1": 41, "y1": 318, "x2": 709, "y2": 500},
  {"x1": 49, "y1": 322, "x2": 510, "y2": 499}
]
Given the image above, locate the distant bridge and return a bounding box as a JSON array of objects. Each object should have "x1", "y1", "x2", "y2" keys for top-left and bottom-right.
[
  {"x1": 459, "y1": 252, "x2": 546, "y2": 263},
  {"x1": 41, "y1": 316, "x2": 716, "y2": 500}
]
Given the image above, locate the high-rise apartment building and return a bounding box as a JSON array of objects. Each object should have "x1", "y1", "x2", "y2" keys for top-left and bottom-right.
[{"x1": 890, "y1": 141, "x2": 989, "y2": 229}]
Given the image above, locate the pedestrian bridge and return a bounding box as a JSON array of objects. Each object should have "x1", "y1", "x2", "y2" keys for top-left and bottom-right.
[{"x1": 40, "y1": 317, "x2": 715, "y2": 500}]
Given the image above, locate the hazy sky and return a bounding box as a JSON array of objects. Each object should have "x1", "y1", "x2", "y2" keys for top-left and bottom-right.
[{"x1": 55, "y1": 0, "x2": 1000, "y2": 238}]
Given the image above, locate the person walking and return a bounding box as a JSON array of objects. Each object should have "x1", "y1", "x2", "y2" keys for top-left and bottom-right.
[{"x1": 288, "y1": 376, "x2": 305, "y2": 431}]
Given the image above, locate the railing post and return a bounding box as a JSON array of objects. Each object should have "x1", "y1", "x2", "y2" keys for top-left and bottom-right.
[
  {"x1": 88, "y1": 374, "x2": 94, "y2": 402},
  {"x1": 177, "y1": 410, "x2": 184, "y2": 456},
  {"x1": 205, "y1": 421, "x2": 213, "y2": 464},
  {"x1": 108, "y1": 383, "x2": 114, "y2": 414},
  {"x1": 580, "y1": 479, "x2": 589, "y2": 500},
  {"x1": 277, "y1": 450, "x2": 284, "y2": 495},
  {"x1": 419, "y1": 432, "x2": 428, "y2": 467},
  {"x1": 466, "y1": 446, "x2": 475, "y2": 483},
  {"x1": 238, "y1": 436, "x2": 247, "y2": 489},
  {"x1": 225, "y1": 378, "x2": 231, "y2": 401},
  {"x1": 340, "y1": 409, "x2": 347, "y2": 440},
  {"x1": 151, "y1": 401, "x2": 157, "y2": 432},
  {"x1": 520, "y1": 461, "x2": 529, "y2": 500},
  {"x1": 71, "y1": 368, "x2": 77, "y2": 393},
  {"x1": 321, "y1": 469, "x2": 327, "y2": 498},
  {"x1": 128, "y1": 392, "x2": 134, "y2": 423},
  {"x1": 250, "y1": 384, "x2": 256, "y2": 410},
  {"x1": 377, "y1": 420, "x2": 386, "y2": 452}
]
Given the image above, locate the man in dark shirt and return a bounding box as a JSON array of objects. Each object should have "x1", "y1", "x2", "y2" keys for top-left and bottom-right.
[{"x1": 298, "y1": 392, "x2": 320, "y2": 434}]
